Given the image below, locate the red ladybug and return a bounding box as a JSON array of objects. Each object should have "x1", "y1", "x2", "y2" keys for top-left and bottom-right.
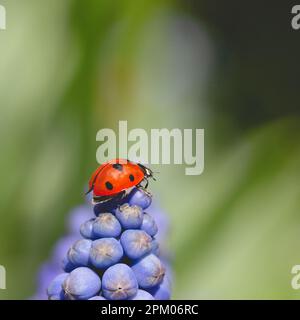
[{"x1": 87, "y1": 159, "x2": 155, "y2": 203}]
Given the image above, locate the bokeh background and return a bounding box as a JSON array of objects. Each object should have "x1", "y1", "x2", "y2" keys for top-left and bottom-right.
[{"x1": 0, "y1": 0, "x2": 300, "y2": 299}]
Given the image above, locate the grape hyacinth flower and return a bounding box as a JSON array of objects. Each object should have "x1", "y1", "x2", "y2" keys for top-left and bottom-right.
[{"x1": 45, "y1": 188, "x2": 172, "y2": 300}]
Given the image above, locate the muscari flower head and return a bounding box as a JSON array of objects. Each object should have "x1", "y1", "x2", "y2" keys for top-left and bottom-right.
[{"x1": 34, "y1": 188, "x2": 172, "y2": 300}]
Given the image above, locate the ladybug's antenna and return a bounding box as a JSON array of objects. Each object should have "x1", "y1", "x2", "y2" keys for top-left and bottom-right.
[
  {"x1": 149, "y1": 170, "x2": 159, "y2": 181},
  {"x1": 85, "y1": 186, "x2": 93, "y2": 195},
  {"x1": 85, "y1": 173, "x2": 98, "y2": 195}
]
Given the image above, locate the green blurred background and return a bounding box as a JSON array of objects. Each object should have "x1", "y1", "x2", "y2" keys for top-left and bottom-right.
[{"x1": 0, "y1": 0, "x2": 300, "y2": 299}]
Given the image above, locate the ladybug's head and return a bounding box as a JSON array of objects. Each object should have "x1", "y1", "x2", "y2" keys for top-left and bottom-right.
[
  {"x1": 138, "y1": 163, "x2": 156, "y2": 181},
  {"x1": 145, "y1": 167, "x2": 156, "y2": 180}
]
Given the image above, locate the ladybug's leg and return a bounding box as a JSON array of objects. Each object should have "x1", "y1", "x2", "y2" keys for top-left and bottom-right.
[
  {"x1": 92, "y1": 195, "x2": 113, "y2": 204},
  {"x1": 136, "y1": 178, "x2": 148, "y2": 189},
  {"x1": 144, "y1": 178, "x2": 149, "y2": 189},
  {"x1": 117, "y1": 190, "x2": 127, "y2": 201},
  {"x1": 136, "y1": 178, "x2": 150, "y2": 190},
  {"x1": 92, "y1": 191, "x2": 126, "y2": 204}
]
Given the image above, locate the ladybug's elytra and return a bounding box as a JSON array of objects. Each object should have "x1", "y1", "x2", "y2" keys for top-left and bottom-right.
[{"x1": 87, "y1": 159, "x2": 155, "y2": 203}]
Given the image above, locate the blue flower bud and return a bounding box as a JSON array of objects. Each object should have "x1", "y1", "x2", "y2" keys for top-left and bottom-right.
[
  {"x1": 132, "y1": 254, "x2": 165, "y2": 289},
  {"x1": 129, "y1": 289, "x2": 154, "y2": 300},
  {"x1": 90, "y1": 238, "x2": 123, "y2": 269},
  {"x1": 151, "y1": 239, "x2": 160, "y2": 256},
  {"x1": 126, "y1": 188, "x2": 152, "y2": 209},
  {"x1": 92, "y1": 213, "x2": 122, "y2": 238},
  {"x1": 47, "y1": 273, "x2": 68, "y2": 300},
  {"x1": 120, "y1": 230, "x2": 152, "y2": 260},
  {"x1": 62, "y1": 256, "x2": 76, "y2": 272},
  {"x1": 52, "y1": 235, "x2": 79, "y2": 264},
  {"x1": 102, "y1": 264, "x2": 138, "y2": 300},
  {"x1": 67, "y1": 239, "x2": 92, "y2": 267},
  {"x1": 80, "y1": 219, "x2": 95, "y2": 239},
  {"x1": 115, "y1": 204, "x2": 143, "y2": 229},
  {"x1": 63, "y1": 267, "x2": 101, "y2": 300},
  {"x1": 148, "y1": 272, "x2": 172, "y2": 300},
  {"x1": 141, "y1": 213, "x2": 158, "y2": 236},
  {"x1": 146, "y1": 204, "x2": 169, "y2": 243},
  {"x1": 88, "y1": 296, "x2": 106, "y2": 300}
]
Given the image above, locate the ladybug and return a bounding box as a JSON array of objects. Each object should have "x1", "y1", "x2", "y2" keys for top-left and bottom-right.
[{"x1": 86, "y1": 159, "x2": 155, "y2": 203}]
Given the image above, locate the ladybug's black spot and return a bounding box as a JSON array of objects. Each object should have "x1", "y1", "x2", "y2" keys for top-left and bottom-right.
[
  {"x1": 129, "y1": 174, "x2": 135, "y2": 182},
  {"x1": 112, "y1": 163, "x2": 123, "y2": 171},
  {"x1": 105, "y1": 181, "x2": 113, "y2": 190}
]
